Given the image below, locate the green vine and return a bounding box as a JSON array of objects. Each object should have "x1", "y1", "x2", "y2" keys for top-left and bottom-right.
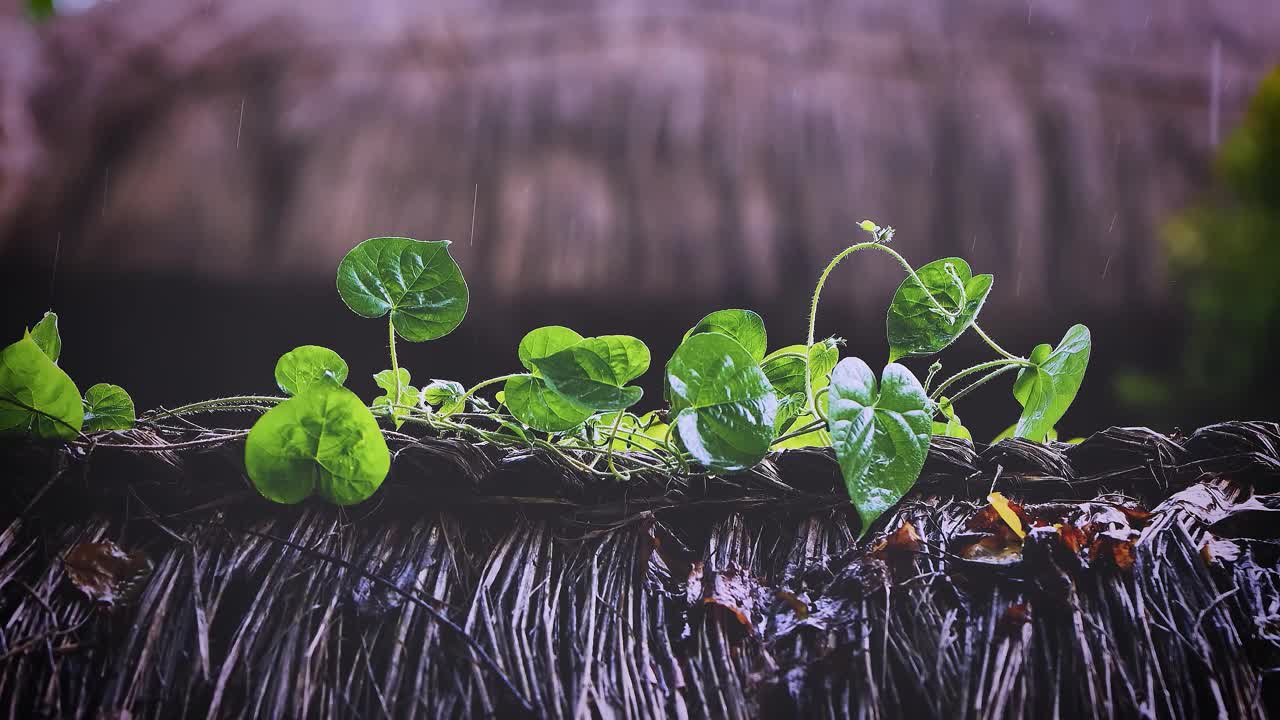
[{"x1": 1, "y1": 222, "x2": 1093, "y2": 535}]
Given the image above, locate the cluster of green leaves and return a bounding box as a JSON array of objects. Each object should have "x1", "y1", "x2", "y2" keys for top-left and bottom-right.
[
  {"x1": 8, "y1": 223, "x2": 1093, "y2": 536},
  {"x1": 0, "y1": 312, "x2": 136, "y2": 440}
]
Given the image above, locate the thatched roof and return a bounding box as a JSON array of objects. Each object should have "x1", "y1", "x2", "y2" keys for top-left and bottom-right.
[{"x1": 2, "y1": 421, "x2": 1279, "y2": 718}]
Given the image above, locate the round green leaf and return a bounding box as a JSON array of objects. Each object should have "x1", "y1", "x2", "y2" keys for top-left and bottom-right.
[
  {"x1": 30, "y1": 311, "x2": 61, "y2": 363},
  {"x1": 83, "y1": 383, "x2": 135, "y2": 432},
  {"x1": 0, "y1": 336, "x2": 83, "y2": 440},
  {"x1": 423, "y1": 379, "x2": 466, "y2": 416},
  {"x1": 372, "y1": 368, "x2": 420, "y2": 429},
  {"x1": 667, "y1": 332, "x2": 778, "y2": 472},
  {"x1": 336, "y1": 237, "x2": 469, "y2": 342},
  {"x1": 504, "y1": 374, "x2": 593, "y2": 432},
  {"x1": 886, "y1": 258, "x2": 993, "y2": 362},
  {"x1": 761, "y1": 339, "x2": 840, "y2": 396},
  {"x1": 244, "y1": 381, "x2": 390, "y2": 505},
  {"x1": 274, "y1": 345, "x2": 349, "y2": 396},
  {"x1": 517, "y1": 326, "x2": 584, "y2": 372},
  {"x1": 532, "y1": 335, "x2": 649, "y2": 412},
  {"x1": 826, "y1": 358, "x2": 932, "y2": 534},
  {"x1": 683, "y1": 309, "x2": 768, "y2": 363},
  {"x1": 1012, "y1": 324, "x2": 1091, "y2": 442}
]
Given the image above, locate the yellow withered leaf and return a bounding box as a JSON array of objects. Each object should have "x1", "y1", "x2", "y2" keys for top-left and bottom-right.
[{"x1": 987, "y1": 492, "x2": 1026, "y2": 539}]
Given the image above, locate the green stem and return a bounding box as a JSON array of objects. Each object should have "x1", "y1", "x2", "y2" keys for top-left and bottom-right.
[
  {"x1": 388, "y1": 316, "x2": 402, "y2": 406},
  {"x1": 929, "y1": 358, "x2": 1032, "y2": 402},
  {"x1": 603, "y1": 410, "x2": 625, "y2": 477},
  {"x1": 804, "y1": 241, "x2": 954, "y2": 419},
  {"x1": 659, "y1": 421, "x2": 691, "y2": 475},
  {"x1": 923, "y1": 362, "x2": 943, "y2": 392},
  {"x1": 149, "y1": 396, "x2": 285, "y2": 418},
  {"x1": 460, "y1": 374, "x2": 523, "y2": 405},
  {"x1": 934, "y1": 364, "x2": 1020, "y2": 415},
  {"x1": 398, "y1": 402, "x2": 675, "y2": 477},
  {"x1": 771, "y1": 417, "x2": 827, "y2": 447},
  {"x1": 971, "y1": 322, "x2": 1020, "y2": 361}
]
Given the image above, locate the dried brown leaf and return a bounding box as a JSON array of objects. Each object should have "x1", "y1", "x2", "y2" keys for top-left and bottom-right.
[
  {"x1": 63, "y1": 541, "x2": 152, "y2": 608},
  {"x1": 1088, "y1": 529, "x2": 1139, "y2": 571}
]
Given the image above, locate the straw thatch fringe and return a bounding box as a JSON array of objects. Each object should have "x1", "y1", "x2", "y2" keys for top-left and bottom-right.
[{"x1": 0, "y1": 421, "x2": 1278, "y2": 718}]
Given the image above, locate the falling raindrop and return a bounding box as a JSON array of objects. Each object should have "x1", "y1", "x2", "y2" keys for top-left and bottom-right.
[
  {"x1": 50, "y1": 232, "x2": 61, "y2": 303},
  {"x1": 1210, "y1": 39, "x2": 1222, "y2": 145},
  {"x1": 470, "y1": 183, "x2": 478, "y2": 246},
  {"x1": 1102, "y1": 256, "x2": 1112, "y2": 279},
  {"x1": 236, "y1": 97, "x2": 245, "y2": 148},
  {"x1": 1107, "y1": 213, "x2": 1118, "y2": 234}
]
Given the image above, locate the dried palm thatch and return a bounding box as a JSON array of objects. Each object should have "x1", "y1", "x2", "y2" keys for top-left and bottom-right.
[{"x1": 1, "y1": 420, "x2": 1279, "y2": 718}]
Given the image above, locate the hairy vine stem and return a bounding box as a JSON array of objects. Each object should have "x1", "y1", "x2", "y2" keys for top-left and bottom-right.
[
  {"x1": 804, "y1": 240, "x2": 958, "y2": 421},
  {"x1": 938, "y1": 363, "x2": 1021, "y2": 408},
  {"x1": 929, "y1": 358, "x2": 1033, "y2": 403},
  {"x1": 602, "y1": 410, "x2": 626, "y2": 478},
  {"x1": 972, "y1": 322, "x2": 1021, "y2": 361},
  {"x1": 388, "y1": 316, "x2": 402, "y2": 406},
  {"x1": 147, "y1": 396, "x2": 284, "y2": 419},
  {"x1": 459, "y1": 374, "x2": 523, "y2": 405},
  {"x1": 771, "y1": 417, "x2": 827, "y2": 446}
]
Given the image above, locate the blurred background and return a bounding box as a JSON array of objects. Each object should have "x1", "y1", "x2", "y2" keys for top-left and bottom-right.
[{"x1": 1, "y1": 0, "x2": 1278, "y2": 439}]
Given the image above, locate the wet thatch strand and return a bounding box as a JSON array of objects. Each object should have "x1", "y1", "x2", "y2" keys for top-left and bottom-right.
[{"x1": 0, "y1": 422, "x2": 1278, "y2": 718}]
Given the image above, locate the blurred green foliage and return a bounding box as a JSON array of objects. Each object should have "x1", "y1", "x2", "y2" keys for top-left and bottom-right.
[
  {"x1": 1118, "y1": 67, "x2": 1280, "y2": 423},
  {"x1": 27, "y1": 0, "x2": 55, "y2": 22}
]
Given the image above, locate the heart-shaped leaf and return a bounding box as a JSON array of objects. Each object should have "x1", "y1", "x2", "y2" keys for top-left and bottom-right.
[
  {"x1": 372, "y1": 368, "x2": 420, "y2": 429},
  {"x1": 931, "y1": 396, "x2": 971, "y2": 441},
  {"x1": 274, "y1": 345, "x2": 349, "y2": 396},
  {"x1": 503, "y1": 374, "x2": 593, "y2": 432},
  {"x1": 886, "y1": 258, "x2": 993, "y2": 362},
  {"x1": 517, "y1": 326, "x2": 584, "y2": 372},
  {"x1": 1013, "y1": 324, "x2": 1091, "y2": 442},
  {"x1": 503, "y1": 326, "x2": 601, "y2": 431},
  {"x1": 683, "y1": 309, "x2": 768, "y2": 363},
  {"x1": 0, "y1": 336, "x2": 83, "y2": 440},
  {"x1": 827, "y1": 358, "x2": 932, "y2": 534},
  {"x1": 30, "y1": 311, "x2": 61, "y2": 362},
  {"x1": 532, "y1": 335, "x2": 649, "y2": 411},
  {"x1": 244, "y1": 381, "x2": 390, "y2": 505},
  {"x1": 336, "y1": 237, "x2": 469, "y2": 342},
  {"x1": 83, "y1": 383, "x2": 135, "y2": 432},
  {"x1": 761, "y1": 339, "x2": 840, "y2": 396},
  {"x1": 667, "y1": 332, "x2": 777, "y2": 472},
  {"x1": 423, "y1": 379, "x2": 466, "y2": 416}
]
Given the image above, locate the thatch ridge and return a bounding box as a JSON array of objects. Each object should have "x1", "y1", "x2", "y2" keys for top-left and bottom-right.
[{"x1": 1, "y1": 421, "x2": 1278, "y2": 718}]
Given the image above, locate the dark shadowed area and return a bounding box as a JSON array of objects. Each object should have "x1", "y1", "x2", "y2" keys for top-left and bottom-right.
[{"x1": 1, "y1": 0, "x2": 1278, "y2": 438}]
